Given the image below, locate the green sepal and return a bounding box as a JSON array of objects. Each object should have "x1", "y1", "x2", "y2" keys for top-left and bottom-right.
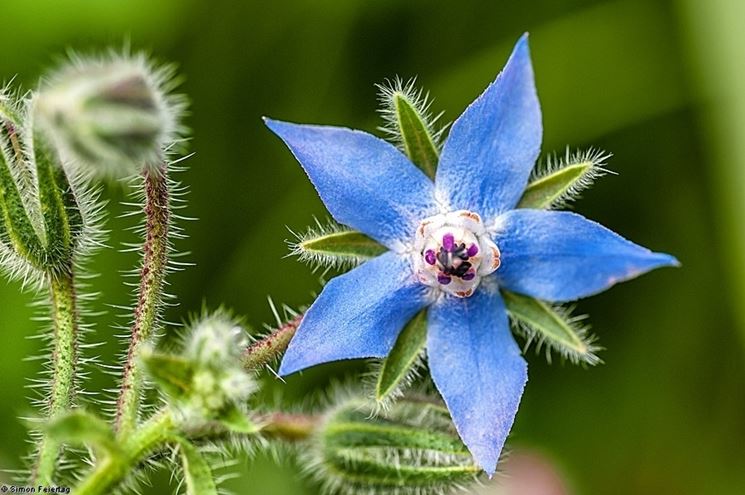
[
  {"x1": 44, "y1": 409, "x2": 120, "y2": 456},
  {"x1": 0, "y1": 137, "x2": 45, "y2": 267},
  {"x1": 517, "y1": 150, "x2": 609, "y2": 209},
  {"x1": 315, "y1": 399, "x2": 479, "y2": 493},
  {"x1": 175, "y1": 437, "x2": 218, "y2": 495},
  {"x1": 217, "y1": 403, "x2": 259, "y2": 434},
  {"x1": 33, "y1": 128, "x2": 83, "y2": 271},
  {"x1": 292, "y1": 222, "x2": 387, "y2": 269},
  {"x1": 393, "y1": 93, "x2": 439, "y2": 179},
  {"x1": 502, "y1": 290, "x2": 600, "y2": 365},
  {"x1": 375, "y1": 310, "x2": 427, "y2": 402},
  {"x1": 141, "y1": 350, "x2": 195, "y2": 399}
]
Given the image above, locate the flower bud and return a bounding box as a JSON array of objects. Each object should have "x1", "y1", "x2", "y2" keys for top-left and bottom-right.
[
  {"x1": 33, "y1": 54, "x2": 184, "y2": 177},
  {"x1": 142, "y1": 314, "x2": 256, "y2": 430},
  {"x1": 309, "y1": 397, "x2": 481, "y2": 495}
]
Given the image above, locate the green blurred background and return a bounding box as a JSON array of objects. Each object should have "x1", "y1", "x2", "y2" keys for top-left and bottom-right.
[{"x1": 0, "y1": 0, "x2": 743, "y2": 493}]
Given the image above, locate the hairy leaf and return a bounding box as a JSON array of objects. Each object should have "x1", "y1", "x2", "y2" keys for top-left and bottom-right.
[
  {"x1": 218, "y1": 403, "x2": 259, "y2": 434},
  {"x1": 45, "y1": 409, "x2": 119, "y2": 456},
  {"x1": 176, "y1": 438, "x2": 218, "y2": 495},
  {"x1": 141, "y1": 350, "x2": 195, "y2": 399}
]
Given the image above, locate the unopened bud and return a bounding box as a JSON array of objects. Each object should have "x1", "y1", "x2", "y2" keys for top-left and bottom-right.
[
  {"x1": 142, "y1": 314, "x2": 256, "y2": 430},
  {"x1": 310, "y1": 397, "x2": 481, "y2": 495},
  {"x1": 33, "y1": 55, "x2": 184, "y2": 177}
]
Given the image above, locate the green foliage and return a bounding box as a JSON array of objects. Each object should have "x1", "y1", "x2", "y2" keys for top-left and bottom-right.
[
  {"x1": 175, "y1": 438, "x2": 218, "y2": 495},
  {"x1": 45, "y1": 410, "x2": 120, "y2": 456},
  {"x1": 141, "y1": 349, "x2": 195, "y2": 399}
]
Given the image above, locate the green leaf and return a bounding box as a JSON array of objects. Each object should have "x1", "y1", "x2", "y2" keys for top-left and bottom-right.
[
  {"x1": 375, "y1": 310, "x2": 427, "y2": 402},
  {"x1": 291, "y1": 220, "x2": 387, "y2": 269},
  {"x1": 218, "y1": 403, "x2": 259, "y2": 434},
  {"x1": 393, "y1": 93, "x2": 439, "y2": 179},
  {"x1": 502, "y1": 290, "x2": 600, "y2": 365},
  {"x1": 517, "y1": 149, "x2": 609, "y2": 209},
  {"x1": 175, "y1": 438, "x2": 218, "y2": 495},
  {"x1": 141, "y1": 350, "x2": 195, "y2": 399},
  {"x1": 44, "y1": 409, "x2": 119, "y2": 456}
]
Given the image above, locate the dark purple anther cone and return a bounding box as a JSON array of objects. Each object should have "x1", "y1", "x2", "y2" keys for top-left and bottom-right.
[
  {"x1": 467, "y1": 243, "x2": 479, "y2": 257},
  {"x1": 462, "y1": 271, "x2": 476, "y2": 281},
  {"x1": 425, "y1": 249, "x2": 437, "y2": 265},
  {"x1": 443, "y1": 233, "x2": 455, "y2": 252},
  {"x1": 437, "y1": 274, "x2": 452, "y2": 285}
]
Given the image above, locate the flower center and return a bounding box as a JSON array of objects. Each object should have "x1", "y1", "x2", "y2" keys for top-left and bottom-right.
[{"x1": 413, "y1": 210, "x2": 501, "y2": 298}]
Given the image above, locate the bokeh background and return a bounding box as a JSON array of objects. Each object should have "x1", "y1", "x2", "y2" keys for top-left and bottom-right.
[{"x1": 0, "y1": 0, "x2": 743, "y2": 494}]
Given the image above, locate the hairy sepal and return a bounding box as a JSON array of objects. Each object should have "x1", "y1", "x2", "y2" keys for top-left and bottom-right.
[
  {"x1": 0, "y1": 133, "x2": 46, "y2": 269},
  {"x1": 518, "y1": 148, "x2": 611, "y2": 209},
  {"x1": 289, "y1": 218, "x2": 386, "y2": 271},
  {"x1": 377, "y1": 78, "x2": 444, "y2": 179},
  {"x1": 502, "y1": 290, "x2": 601, "y2": 365},
  {"x1": 375, "y1": 310, "x2": 427, "y2": 404},
  {"x1": 33, "y1": 128, "x2": 83, "y2": 273},
  {"x1": 306, "y1": 397, "x2": 480, "y2": 495}
]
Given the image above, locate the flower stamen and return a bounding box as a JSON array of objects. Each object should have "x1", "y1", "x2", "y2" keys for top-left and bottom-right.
[{"x1": 413, "y1": 210, "x2": 501, "y2": 298}]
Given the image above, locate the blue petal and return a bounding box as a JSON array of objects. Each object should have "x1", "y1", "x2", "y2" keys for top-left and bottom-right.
[
  {"x1": 493, "y1": 209, "x2": 679, "y2": 302},
  {"x1": 265, "y1": 119, "x2": 438, "y2": 249},
  {"x1": 436, "y1": 34, "x2": 541, "y2": 219},
  {"x1": 279, "y1": 252, "x2": 430, "y2": 376},
  {"x1": 427, "y1": 287, "x2": 527, "y2": 476}
]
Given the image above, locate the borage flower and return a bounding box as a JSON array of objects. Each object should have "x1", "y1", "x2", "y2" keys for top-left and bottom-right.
[{"x1": 265, "y1": 34, "x2": 677, "y2": 475}]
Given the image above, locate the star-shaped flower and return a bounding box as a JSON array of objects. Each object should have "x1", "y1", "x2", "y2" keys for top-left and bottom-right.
[{"x1": 265, "y1": 34, "x2": 677, "y2": 475}]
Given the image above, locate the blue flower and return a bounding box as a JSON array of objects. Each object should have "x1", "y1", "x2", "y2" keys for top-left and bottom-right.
[{"x1": 265, "y1": 34, "x2": 677, "y2": 475}]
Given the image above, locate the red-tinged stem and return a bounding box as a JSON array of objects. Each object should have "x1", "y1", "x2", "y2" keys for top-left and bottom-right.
[{"x1": 114, "y1": 163, "x2": 170, "y2": 438}]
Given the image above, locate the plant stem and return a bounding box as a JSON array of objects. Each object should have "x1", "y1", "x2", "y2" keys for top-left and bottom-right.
[
  {"x1": 74, "y1": 408, "x2": 316, "y2": 494},
  {"x1": 31, "y1": 269, "x2": 78, "y2": 485},
  {"x1": 259, "y1": 411, "x2": 319, "y2": 441},
  {"x1": 75, "y1": 410, "x2": 175, "y2": 495},
  {"x1": 241, "y1": 313, "x2": 302, "y2": 370},
  {"x1": 115, "y1": 164, "x2": 170, "y2": 438}
]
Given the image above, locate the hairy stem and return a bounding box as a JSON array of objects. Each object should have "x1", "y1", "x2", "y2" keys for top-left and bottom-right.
[
  {"x1": 115, "y1": 164, "x2": 170, "y2": 438},
  {"x1": 75, "y1": 410, "x2": 175, "y2": 495},
  {"x1": 31, "y1": 269, "x2": 78, "y2": 485},
  {"x1": 73, "y1": 409, "x2": 315, "y2": 494},
  {"x1": 242, "y1": 314, "x2": 302, "y2": 370},
  {"x1": 259, "y1": 411, "x2": 319, "y2": 441}
]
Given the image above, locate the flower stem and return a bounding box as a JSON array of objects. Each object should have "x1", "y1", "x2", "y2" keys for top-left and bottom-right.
[
  {"x1": 241, "y1": 314, "x2": 302, "y2": 370},
  {"x1": 115, "y1": 164, "x2": 170, "y2": 438},
  {"x1": 74, "y1": 410, "x2": 175, "y2": 495},
  {"x1": 74, "y1": 408, "x2": 316, "y2": 494},
  {"x1": 259, "y1": 412, "x2": 319, "y2": 441},
  {"x1": 31, "y1": 269, "x2": 78, "y2": 485}
]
